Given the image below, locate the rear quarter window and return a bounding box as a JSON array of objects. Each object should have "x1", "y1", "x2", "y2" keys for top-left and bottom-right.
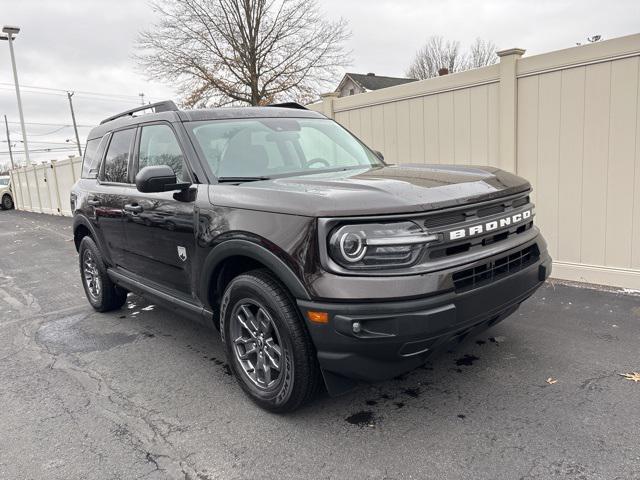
[{"x1": 81, "y1": 137, "x2": 106, "y2": 179}]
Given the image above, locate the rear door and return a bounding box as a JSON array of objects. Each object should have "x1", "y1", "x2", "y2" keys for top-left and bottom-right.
[
  {"x1": 91, "y1": 128, "x2": 136, "y2": 266},
  {"x1": 120, "y1": 122, "x2": 196, "y2": 295}
]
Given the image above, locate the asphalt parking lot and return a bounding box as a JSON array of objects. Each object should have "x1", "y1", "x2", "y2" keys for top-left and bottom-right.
[{"x1": 0, "y1": 210, "x2": 639, "y2": 480}]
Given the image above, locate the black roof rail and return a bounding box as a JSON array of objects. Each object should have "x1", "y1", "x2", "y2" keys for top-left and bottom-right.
[
  {"x1": 100, "y1": 100, "x2": 179, "y2": 125},
  {"x1": 266, "y1": 102, "x2": 308, "y2": 110}
]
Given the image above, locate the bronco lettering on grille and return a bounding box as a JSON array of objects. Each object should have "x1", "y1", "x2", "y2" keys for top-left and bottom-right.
[{"x1": 449, "y1": 209, "x2": 532, "y2": 241}]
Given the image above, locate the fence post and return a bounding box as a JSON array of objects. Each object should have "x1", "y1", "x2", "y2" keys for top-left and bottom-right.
[
  {"x1": 50, "y1": 160, "x2": 63, "y2": 215},
  {"x1": 497, "y1": 48, "x2": 525, "y2": 173},
  {"x1": 33, "y1": 164, "x2": 43, "y2": 213},
  {"x1": 319, "y1": 92, "x2": 339, "y2": 119}
]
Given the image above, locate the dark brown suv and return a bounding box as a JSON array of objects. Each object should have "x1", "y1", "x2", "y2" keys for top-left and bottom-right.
[{"x1": 71, "y1": 101, "x2": 551, "y2": 412}]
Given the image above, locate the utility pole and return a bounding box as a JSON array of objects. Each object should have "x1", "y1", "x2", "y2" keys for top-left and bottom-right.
[
  {"x1": 139, "y1": 92, "x2": 145, "y2": 105},
  {"x1": 3, "y1": 115, "x2": 15, "y2": 170},
  {"x1": 1, "y1": 26, "x2": 30, "y2": 165},
  {"x1": 66, "y1": 91, "x2": 82, "y2": 157}
]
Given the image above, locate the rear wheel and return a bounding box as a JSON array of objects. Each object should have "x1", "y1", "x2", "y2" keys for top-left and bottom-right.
[
  {"x1": 79, "y1": 236, "x2": 127, "y2": 312},
  {"x1": 220, "y1": 269, "x2": 321, "y2": 413},
  {"x1": 1, "y1": 194, "x2": 13, "y2": 210}
]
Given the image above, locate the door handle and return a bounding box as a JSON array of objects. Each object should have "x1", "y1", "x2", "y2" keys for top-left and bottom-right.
[
  {"x1": 87, "y1": 198, "x2": 100, "y2": 206},
  {"x1": 124, "y1": 203, "x2": 143, "y2": 213}
]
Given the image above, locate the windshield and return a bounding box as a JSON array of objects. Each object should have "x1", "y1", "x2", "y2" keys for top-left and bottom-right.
[{"x1": 186, "y1": 117, "x2": 383, "y2": 180}]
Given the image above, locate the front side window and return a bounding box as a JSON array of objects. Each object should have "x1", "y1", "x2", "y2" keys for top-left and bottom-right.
[
  {"x1": 102, "y1": 129, "x2": 134, "y2": 183},
  {"x1": 138, "y1": 124, "x2": 187, "y2": 182},
  {"x1": 0, "y1": 177, "x2": 9, "y2": 186},
  {"x1": 186, "y1": 117, "x2": 382, "y2": 180}
]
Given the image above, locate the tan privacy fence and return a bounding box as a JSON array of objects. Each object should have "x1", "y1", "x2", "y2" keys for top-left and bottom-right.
[
  {"x1": 310, "y1": 34, "x2": 640, "y2": 290},
  {"x1": 9, "y1": 156, "x2": 81, "y2": 217}
]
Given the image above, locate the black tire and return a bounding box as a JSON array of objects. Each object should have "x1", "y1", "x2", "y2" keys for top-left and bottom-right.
[
  {"x1": 1, "y1": 194, "x2": 13, "y2": 210},
  {"x1": 220, "y1": 269, "x2": 321, "y2": 413},
  {"x1": 79, "y1": 236, "x2": 128, "y2": 312}
]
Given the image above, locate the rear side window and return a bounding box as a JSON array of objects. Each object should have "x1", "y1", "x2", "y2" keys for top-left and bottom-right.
[
  {"x1": 81, "y1": 137, "x2": 104, "y2": 179},
  {"x1": 101, "y1": 129, "x2": 134, "y2": 183}
]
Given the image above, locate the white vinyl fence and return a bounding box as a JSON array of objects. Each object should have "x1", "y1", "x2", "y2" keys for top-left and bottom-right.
[{"x1": 9, "y1": 156, "x2": 81, "y2": 216}]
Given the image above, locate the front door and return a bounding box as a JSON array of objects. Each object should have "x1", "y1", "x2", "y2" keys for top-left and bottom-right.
[{"x1": 120, "y1": 123, "x2": 196, "y2": 295}]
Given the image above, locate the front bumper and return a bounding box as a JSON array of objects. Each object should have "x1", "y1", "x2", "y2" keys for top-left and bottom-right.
[{"x1": 298, "y1": 237, "x2": 551, "y2": 391}]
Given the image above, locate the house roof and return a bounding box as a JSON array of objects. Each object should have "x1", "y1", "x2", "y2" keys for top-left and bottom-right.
[{"x1": 337, "y1": 73, "x2": 417, "y2": 93}]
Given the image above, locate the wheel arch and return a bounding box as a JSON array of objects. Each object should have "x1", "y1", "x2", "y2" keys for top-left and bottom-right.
[
  {"x1": 200, "y1": 239, "x2": 311, "y2": 313},
  {"x1": 72, "y1": 215, "x2": 113, "y2": 266}
]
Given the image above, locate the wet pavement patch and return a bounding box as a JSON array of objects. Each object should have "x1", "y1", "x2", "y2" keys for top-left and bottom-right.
[
  {"x1": 455, "y1": 354, "x2": 479, "y2": 366},
  {"x1": 476, "y1": 340, "x2": 486, "y2": 345},
  {"x1": 36, "y1": 314, "x2": 139, "y2": 354},
  {"x1": 394, "y1": 402, "x2": 405, "y2": 409},
  {"x1": 365, "y1": 399, "x2": 378, "y2": 406},
  {"x1": 345, "y1": 410, "x2": 375, "y2": 427},
  {"x1": 457, "y1": 414, "x2": 466, "y2": 419}
]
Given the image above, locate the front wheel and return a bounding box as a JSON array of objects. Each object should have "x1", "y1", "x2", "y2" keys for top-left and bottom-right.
[{"x1": 220, "y1": 269, "x2": 321, "y2": 413}]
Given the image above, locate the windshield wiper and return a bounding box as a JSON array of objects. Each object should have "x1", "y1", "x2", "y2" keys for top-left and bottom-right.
[{"x1": 217, "y1": 176, "x2": 271, "y2": 183}]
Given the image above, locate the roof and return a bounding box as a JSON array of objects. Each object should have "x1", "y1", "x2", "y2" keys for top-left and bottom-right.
[{"x1": 337, "y1": 73, "x2": 417, "y2": 93}]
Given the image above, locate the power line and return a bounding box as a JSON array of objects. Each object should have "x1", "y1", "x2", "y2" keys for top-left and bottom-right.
[
  {"x1": 0, "y1": 82, "x2": 157, "y2": 102},
  {"x1": 4, "y1": 121, "x2": 94, "y2": 127}
]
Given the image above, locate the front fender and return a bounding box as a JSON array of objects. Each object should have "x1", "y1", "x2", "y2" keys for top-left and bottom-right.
[{"x1": 198, "y1": 239, "x2": 311, "y2": 308}]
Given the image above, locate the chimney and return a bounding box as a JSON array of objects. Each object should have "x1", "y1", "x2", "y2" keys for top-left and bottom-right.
[{"x1": 438, "y1": 67, "x2": 449, "y2": 76}]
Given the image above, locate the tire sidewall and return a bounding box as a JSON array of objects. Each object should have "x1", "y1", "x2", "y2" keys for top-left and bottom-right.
[
  {"x1": 79, "y1": 237, "x2": 107, "y2": 310},
  {"x1": 221, "y1": 276, "x2": 297, "y2": 409}
]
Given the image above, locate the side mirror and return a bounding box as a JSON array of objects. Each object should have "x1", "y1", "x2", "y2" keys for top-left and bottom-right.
[
  {"x1": 135, "y1": 165, "x2": 189, "y2": 193},
  {"x1": 374, "y1": 150, "x2": 384, "y2": 161}
]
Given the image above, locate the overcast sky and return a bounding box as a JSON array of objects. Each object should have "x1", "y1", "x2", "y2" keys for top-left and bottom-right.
[{"x1": 1, "y1": 0, "x2": 638, "y2": 168}]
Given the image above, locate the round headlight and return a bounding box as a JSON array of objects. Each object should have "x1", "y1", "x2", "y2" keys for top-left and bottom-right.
[{"x1": 339, "y1": 231, "x2": 367, "y2": 262}]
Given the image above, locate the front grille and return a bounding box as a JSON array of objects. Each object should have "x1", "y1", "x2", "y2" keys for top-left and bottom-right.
[{"x1": 452, "y1": 244, "x2": 540, "y2": 292}]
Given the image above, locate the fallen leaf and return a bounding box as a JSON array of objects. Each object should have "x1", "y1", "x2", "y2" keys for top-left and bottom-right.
[
  {"x1": 618, "y1": 372, "x2": 640, "y2": 382},
  {"x1": 546, "y1": 377, "x2": 558, "y2": 385}
]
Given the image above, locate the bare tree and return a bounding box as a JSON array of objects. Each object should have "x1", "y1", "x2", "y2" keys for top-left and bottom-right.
[
  {"x1": 407, "y1": 36, "x2": 497, "y2": 80},
  {"x1": 467, "y1": 38, "x2": 498, "y2": 69},
  {"x1": 136, "y1": 0, "x2": 350, "y2": 107},
  {"x1": 406, "y1": 36, "x2": 464, "y2": 80}
]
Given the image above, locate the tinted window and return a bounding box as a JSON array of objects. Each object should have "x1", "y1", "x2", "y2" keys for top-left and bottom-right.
[
  {"x1": 81, "y1": 138, "x2": 103, "y2": 179},
  {"x1": 138, "y1": 124, "x2": 187, "y2": 182},
  {"x1": 102, "y1": 129, "x2": 134, "y2": 183}
]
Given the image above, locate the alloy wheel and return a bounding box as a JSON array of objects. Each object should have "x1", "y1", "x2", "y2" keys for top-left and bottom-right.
[
  {"x1": 229, "y1": 300, "x2": 286, "y2": 390},
  {"x1": 82, "y1": 250, "x2": 101, "y2": 301}
]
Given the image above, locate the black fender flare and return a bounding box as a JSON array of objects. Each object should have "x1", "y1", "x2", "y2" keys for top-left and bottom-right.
[
  {"x1": 199, "y1": 239, "x2": 311, "y2": 307},
  {"x1": 72, "y1": 214, "x2": 114, "y2": 266}
]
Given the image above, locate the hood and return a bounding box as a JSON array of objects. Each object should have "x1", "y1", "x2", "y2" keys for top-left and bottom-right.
[{"x1": 208, "y1": 164, "x2": 531, "y2": 217}]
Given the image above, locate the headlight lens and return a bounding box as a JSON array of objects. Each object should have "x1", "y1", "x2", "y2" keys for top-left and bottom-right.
[{"x1": 328, "y1": 221, "x2": 438, "y2": 270}]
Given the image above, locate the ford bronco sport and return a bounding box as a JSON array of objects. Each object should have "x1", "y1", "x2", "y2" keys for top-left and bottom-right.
[{"x1": 71, "y1": 101, "x2": 551, "y2": 412}]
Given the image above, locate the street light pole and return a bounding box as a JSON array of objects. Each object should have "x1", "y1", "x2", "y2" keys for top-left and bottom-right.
[
  {"x1": 4, "y1": 115, "x2": 15, "y2": 170},
  {"x1": 66, "y1": 91, "x2": 82, "y2": 157},
  {"x1": 1, "y1": 26, "x2": 30, "y2": 165}
]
